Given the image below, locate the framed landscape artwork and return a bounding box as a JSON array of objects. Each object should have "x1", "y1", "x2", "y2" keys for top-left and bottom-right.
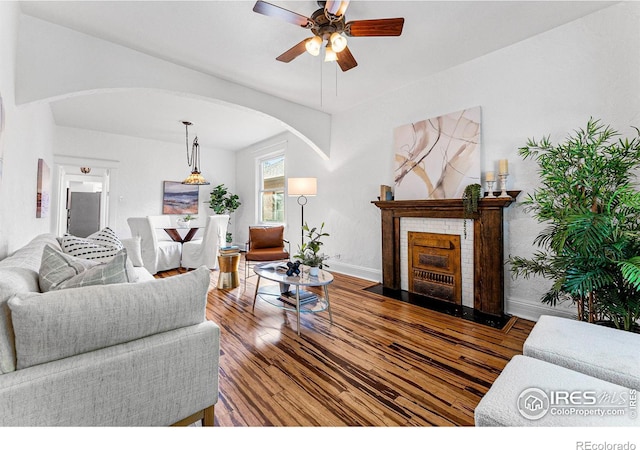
[
  {"x1": 162, "y1": 181, "x2": 198, "y2": 214},
  {"x1": 36, "y1": 158, "x2": 50, "y2": 218},
  {"x1": 394, "y1": 106, "x2": 481, "y2": 200}
]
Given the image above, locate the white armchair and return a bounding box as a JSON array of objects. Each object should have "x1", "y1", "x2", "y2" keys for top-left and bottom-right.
[
  {"x1": 127, "y1": 216, "x2": 182, "y2": 274},
  {"x1": 182, "y1": 215, "x2": 229, "y2": 270}
]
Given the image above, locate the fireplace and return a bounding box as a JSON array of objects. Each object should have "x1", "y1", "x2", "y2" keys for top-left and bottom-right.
[
  {"x1": 373, "y1": 192, "x2": 520, "y2": 317},
  {"x1": 408, "y1": 231, "x2": 461, "y2": 304}
]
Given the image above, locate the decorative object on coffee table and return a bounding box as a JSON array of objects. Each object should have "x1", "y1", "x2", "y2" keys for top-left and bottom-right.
[
  {"x1": 294, "y1": 222, "x2": 330, "y2": 276},
  {"x1": 286, "y1": 261, "x2": 301, "y2": 276}
]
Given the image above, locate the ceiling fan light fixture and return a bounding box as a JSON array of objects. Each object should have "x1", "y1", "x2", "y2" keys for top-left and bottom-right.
[
  {"x1": 305, "y1": 35, "x2": 322, "y2": 56},
  {"x1": 330, "y1": 32, "x2": 347, "y2": 53},
  {"x1": 324, "y1": 43, "x2": 337, "y2": 62}
]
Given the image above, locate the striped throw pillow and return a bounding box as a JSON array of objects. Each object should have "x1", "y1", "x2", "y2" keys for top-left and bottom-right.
[{"x1": 60, "y1": 227, "x2": 124, "y2": 261}]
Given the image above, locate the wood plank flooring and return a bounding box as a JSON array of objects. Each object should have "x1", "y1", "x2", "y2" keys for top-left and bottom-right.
[{"x1": 157, "y1": 264, "x2": 534, "y2": 426}]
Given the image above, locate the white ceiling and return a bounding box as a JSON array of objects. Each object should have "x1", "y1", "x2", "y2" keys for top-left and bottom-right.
[{"x1": 20, "y1": 0, "x2": 615, "y2": 150}]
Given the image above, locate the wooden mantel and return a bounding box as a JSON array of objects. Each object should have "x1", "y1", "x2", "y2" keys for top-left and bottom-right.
[{"x1": 372, "y1": 191, "x2": 520, "y2": 317}]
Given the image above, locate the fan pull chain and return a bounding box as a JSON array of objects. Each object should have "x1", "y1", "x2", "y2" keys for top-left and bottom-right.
[
  {"x1": 335, "y1": 61, "x2": 338, "y2": 98},
  {"x1": 320, "y1": 55, "x2": 323, "y2": 108}
]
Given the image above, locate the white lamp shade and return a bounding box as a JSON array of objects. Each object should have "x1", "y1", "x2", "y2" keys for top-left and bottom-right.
[
  {"x1": 305, "y1": 36, "x2": 322, "y2": 56},
  {"x1": 330, "y1": 32, "x2": 347, "y2": 53},
  {"x1": 288, "y1": 177, "x2": 317, "y2": 196},
  {"x1": 324, "y1": 45, "x2": 337, "y2": 62}
]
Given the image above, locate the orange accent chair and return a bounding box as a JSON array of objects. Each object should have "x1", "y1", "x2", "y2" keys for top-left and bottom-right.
[{"x1": 244, "y1": 226, "x2": 290, "y2": 279}]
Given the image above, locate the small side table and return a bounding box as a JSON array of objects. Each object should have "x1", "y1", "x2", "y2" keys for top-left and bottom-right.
[{"x1": 217, "y1": 252, "x2": 240, "y2": 290}]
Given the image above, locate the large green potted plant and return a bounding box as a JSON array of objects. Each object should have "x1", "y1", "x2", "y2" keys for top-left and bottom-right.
[
  {"x1": 508, "y1": 118, "x2": 640, "y2": 331},
  {"x1": 294, "y1": 222, "x2": 330, "y2": 276},
  {"x1": 208, "y1": 184, "x2": 241, "y2": 245}
]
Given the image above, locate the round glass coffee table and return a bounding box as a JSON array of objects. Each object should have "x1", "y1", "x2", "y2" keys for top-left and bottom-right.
[{"x1": 252, "y1": 263, "x2": 333, "y2": 336}]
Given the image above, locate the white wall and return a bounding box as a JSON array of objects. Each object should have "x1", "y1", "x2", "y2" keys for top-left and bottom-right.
[
  {"x1": 0, "y1": 2, "x2": 57, "y2": 257},
  {"x1": 234, "y1": 131, "x2": 322, "y2": 253},
  {"x1": 236, "y1": 2, "x2": 640, "y2": 320},
  {"x1": 53, "y1": 126, "x2": 236, "y2": 239},
  {"x1": 16, "y1": 13, "x2": 331, "y2": 159}
]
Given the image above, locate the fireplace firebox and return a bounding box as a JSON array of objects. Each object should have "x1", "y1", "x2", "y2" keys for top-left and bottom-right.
[{"x1": 408, "y1": 231, "x2": 461, "y2": 304}]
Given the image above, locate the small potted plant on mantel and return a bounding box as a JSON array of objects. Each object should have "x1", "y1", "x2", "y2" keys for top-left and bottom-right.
[{"x1": 294, "y1": 222, "x2": 330, "y2": 276}]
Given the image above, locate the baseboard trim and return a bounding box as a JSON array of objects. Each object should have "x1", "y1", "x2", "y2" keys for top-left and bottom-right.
[
  {"x1": 325, "y1": 266, "x2": 579, "y2": 323},
  {"x1": 327, "y1": 261, "x2": 381, "y2": 283},
  {"x1": 506, "y1": 297, "x2": 577, "y2": 322}
]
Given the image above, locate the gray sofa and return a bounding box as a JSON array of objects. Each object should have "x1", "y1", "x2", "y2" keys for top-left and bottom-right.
[
  {"x1": 475, "y1": 315, "x2": 640, "y2": 426},
  {"x1": 0, "y1": 234, "x2": 220, "y2": 426}
]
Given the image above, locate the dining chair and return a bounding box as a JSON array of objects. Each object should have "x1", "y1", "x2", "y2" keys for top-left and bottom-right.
[
  {"x1": 181, "y1": 215, "x2": 229, "y2": 270},
  {"x1": 127, "y1": 217, "x2": 182, "y2": 274}
]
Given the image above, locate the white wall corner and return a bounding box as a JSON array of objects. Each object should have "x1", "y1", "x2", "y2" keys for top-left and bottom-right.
[
  {"x1": 506, "y1": 296, "x2": 577, "y2": 322},
  {"x1": 328, "y1": 260, "x2": 381, "y2": 284}
]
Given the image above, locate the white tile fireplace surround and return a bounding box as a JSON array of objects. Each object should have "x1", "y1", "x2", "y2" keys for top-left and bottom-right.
[{"x1": 400, "y1": 218, "x2": 474, "y2": 308}]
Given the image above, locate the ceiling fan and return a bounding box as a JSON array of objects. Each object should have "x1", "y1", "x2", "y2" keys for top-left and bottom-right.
[{"x1": 253, "y1": 1, "x2": 405, "y2": 72}]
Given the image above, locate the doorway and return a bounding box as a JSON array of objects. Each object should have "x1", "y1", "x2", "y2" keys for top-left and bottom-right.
[
  {"x1": 55, "y1": 161, "x2": 112, "y2": 237},
  {"x1": 67, "y1": 184, "x2": 102, "y2": 237}
]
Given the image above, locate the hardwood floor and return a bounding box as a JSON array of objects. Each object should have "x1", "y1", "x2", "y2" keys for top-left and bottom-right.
[{"x1": 157, "y1": 264, "x2": 534, "y2": 426}]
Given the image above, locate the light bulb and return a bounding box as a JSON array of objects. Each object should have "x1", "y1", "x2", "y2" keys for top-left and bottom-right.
[
  {"x1": 330, "y1": 32, "x2": 347, "y2": 53},
  {"x1": 324, "y1": 43, "x2": 337, "y2": 62},
  {"x1": 305, "y1": 36, "x2": 322, "y2": 56}
]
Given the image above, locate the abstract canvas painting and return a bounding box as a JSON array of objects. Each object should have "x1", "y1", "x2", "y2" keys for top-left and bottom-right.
[
  {"x1": 394, "y1": 107, "x2": 481, "y2": 200},
  {"x1": 162, "y1": 181, "x2": 199, "y2": 214},
  {"x1": 36, "y1": 158, "x2": 50, "y2": 218}
]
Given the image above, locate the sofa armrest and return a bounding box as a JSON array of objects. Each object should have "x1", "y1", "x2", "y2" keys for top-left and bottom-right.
[{"x1": 0, "y1": 321, "x2": 220, "y2": 426}]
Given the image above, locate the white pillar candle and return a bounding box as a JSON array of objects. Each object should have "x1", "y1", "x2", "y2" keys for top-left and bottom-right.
[
  {"x1": 499, "y1": 159, "x2": 509, "y2": 174},
  {"x1": 485, "y1": 171, "x2": 495, "y2": 182}
]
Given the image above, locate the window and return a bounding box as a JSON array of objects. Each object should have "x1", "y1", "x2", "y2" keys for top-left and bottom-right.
[{"x1": 258, "y1": 154, "x2": 285, "y2": 224}]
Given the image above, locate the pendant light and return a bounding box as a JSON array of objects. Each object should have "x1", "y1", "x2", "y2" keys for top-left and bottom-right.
[{"x1": 181, "y1": 121, "x2": 209, "y2": 185}]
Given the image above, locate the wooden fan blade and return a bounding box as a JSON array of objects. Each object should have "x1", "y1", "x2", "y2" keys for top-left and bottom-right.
[
  {"x1": 346, "y1": 18, "x2": 405, "y2": 37},
  {"x1": 336, "y1": 46, "x2": 358, "y2": 72},
  {"x1": 325, "y1": 1, "x2": 350, "y2": 20},
  {"x1": 253, "y1": 1, "x2": 313, "y2": 28},
  {"x1": 276, "y1": 39, "x2": 310, "y2": 63}
]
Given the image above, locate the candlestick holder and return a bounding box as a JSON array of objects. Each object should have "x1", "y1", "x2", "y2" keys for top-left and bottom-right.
[
  {"x1": 485, "y1": 180, "x2": 496, "y2": 198},
  {"x1": 498, "y1": 173, "x2": 511, "y2": 198}
]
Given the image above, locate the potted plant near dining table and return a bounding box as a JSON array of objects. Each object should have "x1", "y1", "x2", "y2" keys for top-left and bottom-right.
[
  {"x1": 208, "y1": 183, "x2": 241, "y2": 245},
  {"x1": 294, "y1": 222, "x2": 329, "y2": 276}
]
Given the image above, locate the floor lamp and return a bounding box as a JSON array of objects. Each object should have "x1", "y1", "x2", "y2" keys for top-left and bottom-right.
[{"x1": 288, "y1": 177, "x2": 317, "y2": 248}]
